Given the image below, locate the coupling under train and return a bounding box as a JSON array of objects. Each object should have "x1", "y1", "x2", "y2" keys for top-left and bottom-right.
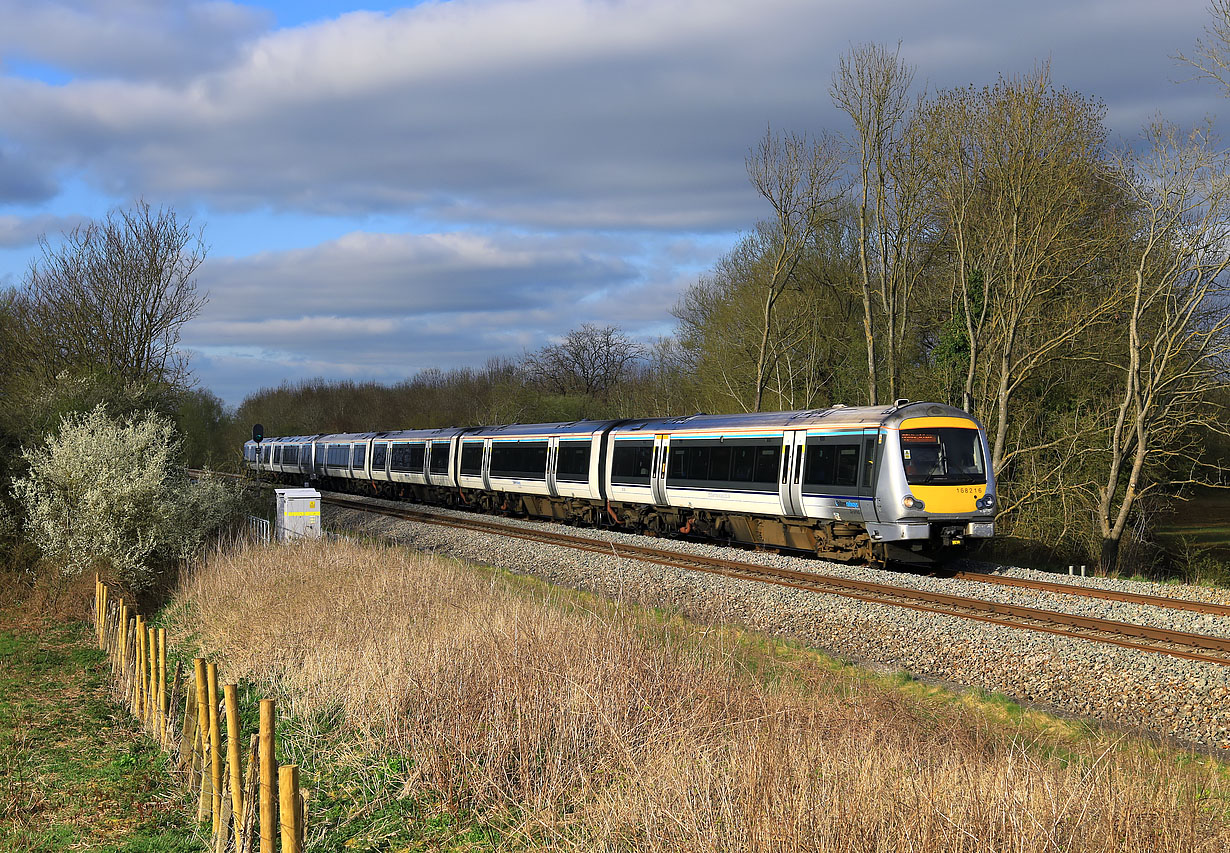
[{"x1": 244, "y1": 401, "x2": 996, "y2": 565}]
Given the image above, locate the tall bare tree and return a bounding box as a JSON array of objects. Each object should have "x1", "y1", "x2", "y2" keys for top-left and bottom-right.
[
  {"x1": 917, "y1": 86, "x2": 989, "y2": 412},
  {"x1": 20, "y1": 201, "x2": 208, "y2": 389},
  {"x1": 745, "y1": 127, "x2": 844, "y2": 411},
  {"x1": 975, "y1": 71, "x2": 1124, "y2": 482},
  {"x1": 1097, "y1": 120, "x2": 1230, "y2": 572},
  {"x1": 830, "y1": 42, "x2": 918, "y2": 405}
]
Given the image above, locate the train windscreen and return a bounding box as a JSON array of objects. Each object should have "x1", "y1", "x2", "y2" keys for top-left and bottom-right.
[{"x1": 900, "y1": 428, "x2": 985, "y2": 486}]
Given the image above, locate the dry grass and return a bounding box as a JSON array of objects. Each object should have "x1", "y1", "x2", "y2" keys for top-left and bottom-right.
[{"x1": 168, "y1": 539, "x2": 1230, "y2": 851}]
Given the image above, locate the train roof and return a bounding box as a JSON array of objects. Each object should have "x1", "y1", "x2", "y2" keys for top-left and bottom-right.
[
  {"x1": 252, "y1": 434, "x2": 322, "y2": 445},
  {"x1": 462, "y1": 419, "x2": 619, "y2": 439},
  {"x1": 610, "y1": 402, "x2": 977, "y2": 434},
  {"x1": 246, "y1": 403, "x2": 980, "y2": 448}
]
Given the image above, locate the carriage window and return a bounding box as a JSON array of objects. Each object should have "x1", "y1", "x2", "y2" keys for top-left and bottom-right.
[
  {"x1": 313, "y1": 444, "x2": 325, "y2": 470},
  {"x1": 556, "y1": 441, "x2": 590, "y2": 482},
  {"x1": 273, "y1": 446, "x2": 282, "y2": 464},
  {"x1": 283, "y1": 446, "x2": 299, "y2": 466},
  {"x1": 326, "y1": 444, "x2": 348, "y2": 467},
  {"x1": 611, "y1": 441, "x2": 653, "y2": 486},
  {"x1": 804, "y1": 442, "x2": 861, "y2": 488},
  {"x1": 352, "y1": 444, "x2": 366, "y2": 469},
  {"x1": 753, "y1": 446, "x2": 780, "y2": 483},
  {"x1": 460, "y1": 442, "x2": 484, "y2": 476},
  {"x1": 429, "y1": 442, "x2": 451, "y2": 474},
  {"x1": 372, "y1": 442, "x2": 387, "y2": 472},
  {"x1": 668, "y1": 439, "x2": 778, "y2": 491},
  {"x1": 390, "y1": 442, "x2": 425, "y2": 473},
  {"x1": 490, "y1": 441, "x2": 548, "y2": 480}
]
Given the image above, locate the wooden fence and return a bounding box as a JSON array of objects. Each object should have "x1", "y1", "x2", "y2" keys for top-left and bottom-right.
[{"x1": 93, "y1": 576, "x2": 306, "y2": 852}]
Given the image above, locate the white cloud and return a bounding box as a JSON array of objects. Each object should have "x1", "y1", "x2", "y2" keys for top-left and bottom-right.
[
  {"x1": 0, "y1": 1, "x2": 269, "y2": 81},
  {"x1": 0, "y1": 212, "x2": 85, "y2": 247},
  {"x1": 194, "y1": 229, "x2": 637, "y2": 323},
  {"x1": 181, "y1": 225, "x2": 693, "y2": 402},
  {"x1": 0, "y1": 0, "x2": 1220, "y2": 227}
]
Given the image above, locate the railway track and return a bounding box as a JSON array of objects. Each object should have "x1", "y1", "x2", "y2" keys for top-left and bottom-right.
[
  {"x1": 950, "y1": 570, "x2": 1230, "y2": 617},
  {"x1": 195, "y1": 469, "x2": 1230, "y2": 616},
  {"x1": 320, "y1": 493, "x2": 1230, "y2": 668}
]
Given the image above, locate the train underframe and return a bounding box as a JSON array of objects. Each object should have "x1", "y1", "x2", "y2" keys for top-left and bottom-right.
[{"x1": 275, "y1": 471, "x2": 959, "y2": 566}]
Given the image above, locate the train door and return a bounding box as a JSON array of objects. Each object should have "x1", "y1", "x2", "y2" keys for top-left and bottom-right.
[
  {"x1": 780, "y1": 430, "x2": 807, "y2": 518},
  {"x1": 546, "y1": 436, "x2": 560, "y2": 497},
  {"x1": 858, "y1": 428, "x2": 882, "y2": 520},
  {"x1": 650, "y1": 433, "x2": 670, "y2": 506},
  {"x1": 481, "y1": 438, "x2": 493, "y2": 492}
]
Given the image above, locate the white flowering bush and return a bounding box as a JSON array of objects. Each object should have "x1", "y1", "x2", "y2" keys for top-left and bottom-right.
[{"x1": 13, "y1": 404, "x2": 241, "y2": 590}]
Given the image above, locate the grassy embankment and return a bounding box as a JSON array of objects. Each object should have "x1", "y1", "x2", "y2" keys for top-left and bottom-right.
[
  {"x1": 158, "y1": 537, "x2": 1230, "y2": 852},
  {"x1": 0, "y1": 599, "x2": 198, "y2": 852}
]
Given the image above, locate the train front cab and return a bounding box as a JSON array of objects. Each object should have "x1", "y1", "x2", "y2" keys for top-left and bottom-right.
[{"x1": 869, "y1": 407, "x2": 996, "y2": 560}]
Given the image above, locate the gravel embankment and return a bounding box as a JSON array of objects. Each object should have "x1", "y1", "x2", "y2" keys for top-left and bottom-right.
[{"x1": 323, "y1": 498, "x2": 1230, "y2": 752}]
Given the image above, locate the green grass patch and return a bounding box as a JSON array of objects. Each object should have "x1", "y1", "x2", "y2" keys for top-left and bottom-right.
[
  {"x1": 0, "y1": 615, "x2": 200, "y2": 852},
  {"x1": 1157, "y1": 488, "x2": 1230, "y2": 558}
]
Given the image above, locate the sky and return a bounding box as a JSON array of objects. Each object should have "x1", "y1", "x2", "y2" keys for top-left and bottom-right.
[{"x1": 0, "y1": 0, "x2": 1226, "y2": 407}]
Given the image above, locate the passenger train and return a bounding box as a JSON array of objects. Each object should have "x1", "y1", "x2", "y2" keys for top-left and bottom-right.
[{"x1": 244, "y1": 401, "x2": 996, "y2": 565}]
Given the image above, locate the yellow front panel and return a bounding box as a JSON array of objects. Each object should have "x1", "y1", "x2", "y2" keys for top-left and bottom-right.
[{"x1": 910, "y1": 483, "x2": 985, "y2": 514}]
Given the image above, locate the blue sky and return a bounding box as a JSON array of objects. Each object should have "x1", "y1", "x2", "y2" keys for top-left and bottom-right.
[{"x1": 0, "y1": 0, "x2": 1226, "y2": 406}]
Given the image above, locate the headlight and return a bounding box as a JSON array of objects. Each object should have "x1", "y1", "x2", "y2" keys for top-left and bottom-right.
[
  {"x1": 976, "y1": 494, "x2": 996, "y2": 512},
  {"x1": 902, "y1": 495, "x2": 925, "y2": 511}
]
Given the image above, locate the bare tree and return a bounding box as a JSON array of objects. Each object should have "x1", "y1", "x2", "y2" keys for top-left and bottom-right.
[
  {"x1": 20, "y1": 201, "x2": 208, "y2": 389},
  {"x1": 745, "y1": 126, "x2": 844, "y2": 411},
  {"x1": 524, "y1": 324, "x2": 647, "y2": 399},
  {"x1": 975, "y1": 71, "x2": 1124, "y2": 480},
  {"x1": 1097, "y1": 120, "x2": 1230, "y2": 572},
  {"x1": 1176, "y1": 1, "x2": 1230, "y2": 94},
  {"x1": 830, "y1": 42, "x2": 918, "y2": 405},
  {"x1": 918, "y1": 86, "x2": 989, "y2": 412}
]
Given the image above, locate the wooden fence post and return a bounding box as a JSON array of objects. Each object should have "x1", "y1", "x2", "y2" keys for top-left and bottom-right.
[
  {"x1": 167, "y1": 659, "x2": 184, "y2": 755},
  {"x1": 239, "y1": 735, "x2": 259, "y2": 853},
  {"x1": 194, "y1": 659, "x2": 212, "y2": 823},
  {"x1": 179, "y1": 673, "x2": 198, "y2": 775},
  {"x1": 118, "y1": 602, "x2": 127, "y2": 676},
  {"x1": 95, "y1": 577, "x2": 103, "y2": 648},
  {"x1": 279, "y1": 764, "x2": 302, "y2": 853},
  {"x1": 101, "y1": 586, "x2": 109, "y2": 652},
  {"x1": 147, "y1": 626, "x2": 158, "y2": 732},
  {"x1": 136, "y1": 616, "x2": 147, "y2": 718},
  {"x1": 157, "y1": 629, "x2": 167, "y2": 745},
  {"x1": 224, "y1": 684, "x2": 244, "y2": 841},
  {"x1": 207, "y1": 662, "x2": 223, "y2": 833},
  {"x1": 259, "y1": 699, "x2": 277, "y2": 853}
]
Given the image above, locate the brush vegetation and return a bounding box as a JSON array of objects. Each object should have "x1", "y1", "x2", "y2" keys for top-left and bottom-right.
[{"x1": 165, "y1": 539, "x2": 1230, "y2": 851}]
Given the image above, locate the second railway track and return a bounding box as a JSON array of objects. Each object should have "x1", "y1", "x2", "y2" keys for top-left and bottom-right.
[{"x1": 321, "y1": 492, "x2": 1230, "y2": 668}]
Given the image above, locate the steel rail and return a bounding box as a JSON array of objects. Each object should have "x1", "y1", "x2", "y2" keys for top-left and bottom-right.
[
  {"x1": 322, "y1": 494, "x2": 1230, "y2": 667},
  {"x1": 952, "y1": 571, "x2": 1230, "y2": 618}
]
